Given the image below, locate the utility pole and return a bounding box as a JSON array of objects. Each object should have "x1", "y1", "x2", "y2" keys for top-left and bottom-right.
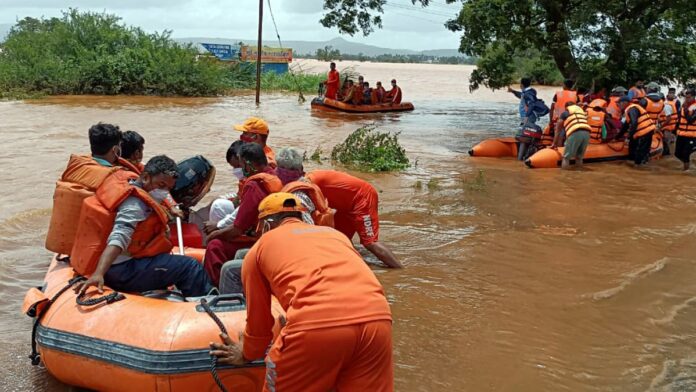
[{"x1": 255, "y1": 0, "x2": 263, "y2": 105}]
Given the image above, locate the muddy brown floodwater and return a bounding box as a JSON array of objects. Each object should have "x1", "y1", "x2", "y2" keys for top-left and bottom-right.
[{"x1": 2, "y1": 60, "x2": 696, "y2": 391}]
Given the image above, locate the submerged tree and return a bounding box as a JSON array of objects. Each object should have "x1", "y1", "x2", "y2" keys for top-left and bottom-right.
[{"x1": 319, "y1": 0, "x2": 696, "y2": 90}]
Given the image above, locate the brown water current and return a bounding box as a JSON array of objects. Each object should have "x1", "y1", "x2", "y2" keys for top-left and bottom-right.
[{"x1": 2, "y1": 61, "x2": 696, "y2": 391}]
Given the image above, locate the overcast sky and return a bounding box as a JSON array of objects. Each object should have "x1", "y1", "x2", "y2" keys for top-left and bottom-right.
[{"x1": 0, "y1": 0, "x2": 463, "y2": 50}]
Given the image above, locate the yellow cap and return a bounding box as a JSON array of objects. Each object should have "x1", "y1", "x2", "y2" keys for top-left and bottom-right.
[
  {"x1": 234, "y1": 117, "x2": 269, "y2": 135},
  {"x1": 258, "y1": 192, "x2": 307, "y2": 219}
]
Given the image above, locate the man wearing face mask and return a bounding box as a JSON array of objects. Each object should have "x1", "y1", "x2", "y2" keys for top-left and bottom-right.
[
  {"x1": 203, "y1": 143, "x2": 282, "y2": 286},
  {"x1": 207, "y1": 140, "x2": 246, "y2": 228},
  {"x1": 234, "y1": 117, "x2": 276, "y2": 169},
  {"x1": 46, "y1": 123, "x2": 137, "y2": 255},
  {"x1": 73, "y1": 155, "x2": 213, "y2": 297},
  {"x1": 210, "y1": 193, "x2": 394, "y2": 391}
]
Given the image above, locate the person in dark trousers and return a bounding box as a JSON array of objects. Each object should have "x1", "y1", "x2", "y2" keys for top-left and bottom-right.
[
  {"x1": 508, "y1": 77, "x2": 542, "y2": 133},
  {"x1": 618, "y1": 97, "x2": 657, "y2": 166},
  {"x1": 74, "y1": 155, "x2": 213, "y2": 297},
  {"x1": 675, "y1": 89, "x2": 696, "y2": 170}
]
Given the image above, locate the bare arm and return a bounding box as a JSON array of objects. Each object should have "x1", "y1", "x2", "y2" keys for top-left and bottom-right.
[{"x1": 364, "y1": 242, "x2": 403, "y2": 268}]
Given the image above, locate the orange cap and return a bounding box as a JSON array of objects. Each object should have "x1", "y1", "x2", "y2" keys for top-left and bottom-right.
[
  {"x1": 258, "y1": 192, "x2": 307, "y2": 219},
  {"x1": 234, "y1": 117, "x2": 269, "y2": 135}
]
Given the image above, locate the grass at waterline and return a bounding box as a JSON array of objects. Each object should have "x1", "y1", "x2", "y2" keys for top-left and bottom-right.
[
  {"x1": 331, "y1": 125, "x2": 410, "y2": 172},
  {"x1": 0, "y1": 9, "x2": 323, "y2": 100}
]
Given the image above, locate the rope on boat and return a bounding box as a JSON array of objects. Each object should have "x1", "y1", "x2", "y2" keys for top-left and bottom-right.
[
  {"x1": 76, "y1": 291, "x2": 126, "y2": 307},
  {"x1": 201, "y1": 298, "x2": 230, "y2": 392},
  {"x1": 29, "y1": 276, "x2": 86, "y2": 365}
]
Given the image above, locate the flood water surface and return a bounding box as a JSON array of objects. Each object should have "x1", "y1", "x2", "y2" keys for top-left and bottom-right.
[{"x1": 1, "y1": 61, "x2": 696, "y2": 391}]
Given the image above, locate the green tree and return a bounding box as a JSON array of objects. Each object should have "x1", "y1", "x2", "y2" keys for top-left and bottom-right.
[
  {"x1": 319, "y1": 0, "x2": 696, "y2": 90},
  {"x1": 315, "y1": 45, "x2": 342, "y2": 61}
]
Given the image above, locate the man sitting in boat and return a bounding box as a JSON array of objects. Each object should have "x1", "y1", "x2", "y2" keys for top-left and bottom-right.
[
  {"x1": 73, "y1": 155, "x2": 213, "y2": 297},
  {"x1": 210, "y1": 193, "x2": 394, "y2": 391},
  {"x1": 306, "y1": 170, "x2": 403, "y2": 268},
  {"x1": 203, "y1": 143, "x2": 282, "y2": 286},
  {"x1": 120, "y1": 130, "x2": 146, "y2": 173},
  {"x1": 363, "y1": 82, "x2": 374, "y2": 104},
  {"x1": 217, "y1": 147, "x2": 334, "y2": 294},
  {"x1": 375, "y1": 81, "x2": 386, "y2": 103},
  {"x1": 234, "y1": 117, "x2": 276, "y2": 168},
  {"x1": 341, "y1": 79, "x2": 364, "y2": 105},
  {"x1": 46, "y1": 123, "x2": 139, "y2": 256},
  {"x1": 207, "y1": 140, "x2": 245, "y2": 230},
  {"x1": 385, "y1": 79, "x2": 402, "y2": 104}
]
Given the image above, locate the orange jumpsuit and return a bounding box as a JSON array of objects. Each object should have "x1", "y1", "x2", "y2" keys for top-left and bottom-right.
[
  {"x1": 307, "y1": 170, "x2": 380, "y2": 246},
  {"x1": 242, "y1": 219, "x2": 393, "y2": 392},
  {"x1": 325, "y1": 69, "x2": 340, "y2": 100}
]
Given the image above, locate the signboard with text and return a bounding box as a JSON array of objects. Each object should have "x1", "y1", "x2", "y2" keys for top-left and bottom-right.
[
  {"x1": 200, "y1": 43, "x2": 240, "y2": 61},
  {"x1": 240, "y1": 46, "x2": 293, "y2": 63}
]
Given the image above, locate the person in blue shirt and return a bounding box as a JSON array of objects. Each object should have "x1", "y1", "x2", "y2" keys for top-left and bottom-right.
[{"x1": 508, "y1": 77, "x2": 542, "y2": 132}]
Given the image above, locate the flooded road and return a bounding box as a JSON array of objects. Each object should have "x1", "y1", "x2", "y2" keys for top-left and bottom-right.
[{"x1": 2, "y1": 61, "x2": 696, "y2": 391}]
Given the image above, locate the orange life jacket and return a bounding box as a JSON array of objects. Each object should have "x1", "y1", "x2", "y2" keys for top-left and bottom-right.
[
  {"x1": 117, "y1": 158, "x2": 144, "y2": 174},
  {"x1": 645, "y1": 98, "x2": 666, "y2": 126},
  {"x1": 552, "y1": 90, "x2": 578, "y2": 121},
  {"x1": 606, "y1": 96, "x2": 623, "y2": 120},
  {"x1": 70, "y1": 170, "x2": 173, "y2": 276},
  {"x1": 540, "y1": 123, "x2": 554, "y2": 145},
  {"x1": 629, "y1": 86, "x2": 645, "y2": 103},
  {"x1": 264, "y1": 146, "x2": 277, "y2": 169},
  {"x1": 677, "y1": 102, "x2": 696, "y2": 138},
  {"x1": 45, "y1": 155, "x2": 123, "y2": 255},
  {"x1": 663, "y1": 100, "x2": 679, "y2": 132},
  {"x1": 239, "y1": 172, "x2": 283, "y2": 201},
  {"x1": 281, "y1": 181, "x2": 335, "y2": 227},
  {"x1": 624, "y1": 104, "x2": 656, "y2": 139},
  {"x1": 563, "y1": 105, "x2": 592, "y2": 137},
  {"x1": 586, "y1": 107, "x2": 606, "y2": 144},
  {"x1": 588, "y1": 98, "x2": 607, "y2": 109}
]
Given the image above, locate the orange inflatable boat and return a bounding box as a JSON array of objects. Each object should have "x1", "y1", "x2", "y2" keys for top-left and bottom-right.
[
  {"x1": 22, "y1": 255, "x2": 284, "y2": 392},
  {"x1": 525, "y1": 134, "x2": 663, "y2": 168},
  {"x1": 311, "y1": 97, "x2": 414, "y2": 113},
  {"x1": 468, "y1": 137, "x2": 520, "y2": 158}
]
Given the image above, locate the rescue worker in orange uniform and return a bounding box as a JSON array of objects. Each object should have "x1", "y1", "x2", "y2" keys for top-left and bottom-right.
[
  {"x1": 203, "y1": 143, "x2": 282, "y2": 286},
  {"x1": 618, "y1": 96, "x2": 657, "y2": 165},
  {"x1": 375, "y1": 81, "x2": 387, "y2": 103},
  {"x1": 120, "y1": 130, "x2": 146, "y2": 173},
  {"x1": 628, "y1": 80, "x2": 646, "y2": 103},
  {"x1": 306, "y1": 170, "x2": 403, "y2": 268},
  {"x1": 341, "y1": 80, "x2": 357, "y2": 104},
  {"x1": 210, "y1": 193, "x2": 394, "y2": 392},
  {"x1": 73, "y1": 155, "x2": 212, "y2": 297},
  {"x1": 549, "y1": 79, "x2": 579, "y2": 128},
  {"x1": 45, "y1": 123, "x2": 136, "y2": 255},
  {"x1": 385, "y1": 79, "x2": 403, "y2": 104},
  {"x1": 551, "y1": 102, "x2": 592, "y2": 169},
  {"x1": 674, "y1": 89, "x2": 696, "y2": 170},
  {"x1": 322, "y1": 62, "x2": 340, "y2": 100},
  {"x1": 234, "y1": 117, "x2": 276, "y2": 169}
]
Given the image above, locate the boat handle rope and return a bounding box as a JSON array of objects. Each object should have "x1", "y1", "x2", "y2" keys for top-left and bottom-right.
[
  {"x1": 200, "y1": 298, "x2": 230, "y2": 392},
  {"x1": 76, "y1": 291, "x2": 126, "y2": 307},
  {"x1": 29, "y1": 276, "x2": 86, "y2": 366}
]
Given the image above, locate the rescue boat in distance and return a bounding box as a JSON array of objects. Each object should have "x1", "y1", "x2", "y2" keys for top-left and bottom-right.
[{"x1": 311, "y1": 97, "x2": 414, "y2": 113}]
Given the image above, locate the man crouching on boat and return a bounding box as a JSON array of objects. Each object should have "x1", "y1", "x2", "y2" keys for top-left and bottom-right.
[
  {"x1": 210, "y1": 193, "x2": 394, "y2": 392},
  {"x1": 74, "y1": 155, "x2": 213, "y2": 297}
]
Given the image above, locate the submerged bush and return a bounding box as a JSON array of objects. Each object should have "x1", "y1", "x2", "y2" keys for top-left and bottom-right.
[
  {"x1": 331, "y1": 125, "x2": 409, "y2": 172},
  {"x1": 0, "y1": 9, "x2": 322, "y2": 97}
]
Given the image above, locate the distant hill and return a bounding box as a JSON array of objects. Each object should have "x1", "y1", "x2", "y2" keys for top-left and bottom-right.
[{"x1": 175, "y1": 36, "x2": 465, "y2": 58}]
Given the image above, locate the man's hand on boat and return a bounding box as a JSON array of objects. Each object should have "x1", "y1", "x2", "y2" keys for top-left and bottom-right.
[
  {"x1": 203, "y1": 221, "x2": 218, "y2": 235},
  {"x1": 74, "y1": 274, "x2": 105, "y2": 295},
  {"x1": 210, "y1": 332, "x2": 246, "y2": 366}
]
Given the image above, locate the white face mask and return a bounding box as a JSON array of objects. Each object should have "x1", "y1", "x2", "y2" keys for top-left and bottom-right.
[
  {"x1": 149, "y1": 188, "x2": 169, "y2": 203},
  {"x1": 232, "y1": 167, "x2": 245, "y2": 180}
]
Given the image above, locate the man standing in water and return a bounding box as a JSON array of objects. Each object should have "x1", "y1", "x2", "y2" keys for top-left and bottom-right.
[
  {"x1": 306, "y1": 170, "x2": 403, "y2": 268},
  {"x1": 551, "y1": 102, "x2": 592, "y2": 169},
  {"x1": 210, "y1": 193, "x2": 394, "y2": 391},
  {"x1": 322, "y1": 62, "x2": 339, "y2": 100},
  {"x1": 618, "y1": 97, "x2": 656, "y2": 166},
  {"x1": 675, "y1": 89, "x2": 696, "y2": 170}
]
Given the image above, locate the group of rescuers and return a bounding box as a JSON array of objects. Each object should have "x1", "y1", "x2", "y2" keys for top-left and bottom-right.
[
  {"x1": 508, "y1": 77, "x2": 696, "y2": 170},
  {"x1": 322, "y1": 62, "x2": 404, "y2": 105},
  {"x1": 45, "y1": 118, "x2": 401, "y2": 391}
]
